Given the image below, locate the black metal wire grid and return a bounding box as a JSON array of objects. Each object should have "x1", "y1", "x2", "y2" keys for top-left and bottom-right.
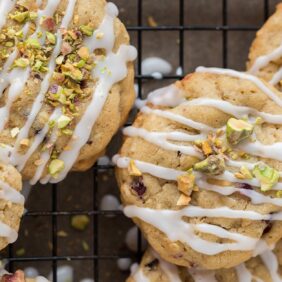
[{"x1": 0, "y1": 0, "x2": 276, "y2": 281}]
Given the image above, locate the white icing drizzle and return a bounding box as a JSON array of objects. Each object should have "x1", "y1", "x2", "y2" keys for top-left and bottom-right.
[
  {"x1": 124, "y1": 205, "x2": 259, "y2": 255},
  {"x1": 43, "y1": 3, "x2": 137, "y2": 183},
  {"x1": 270, "y1": 67, "x2": 282, "y2": 85},
  {"x1": 9, "y1": 0, "x2": 76, "y2": 169},
  {"x1": 196, "y1": 67, "x2": 282, "y2": 107},
  {"x1": 0, "y1": 179, "x2": 24, "y2": 205},
  {"x1": 235, "y1": 264, "x2": 256, "y2": 282},
  {"x1": 123, "y1": 127, "x2": 203, "y2": 158},
  {"x1": 0, "y1": 0, "x2": 17, "y2": 31},
  {"x1": 260, "y1": 250, "x2": 282, "y2": 282},
  {"x1": 141, "y1": 106, "x2": 213, "y2": 132}
]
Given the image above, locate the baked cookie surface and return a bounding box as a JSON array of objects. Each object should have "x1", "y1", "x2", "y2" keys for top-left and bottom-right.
[
  {"x1": 0, "y1": 163, "x2": 24, "y2": 251},
  {"x1": 248, "y1": 3, "x2": 282, "y2": 89},
  {"x1": 127, "y1": 243, "x2": 282, "y2": 282},
  {"x1": 115, "y1": 68, "x2": 282, "y2": 269},
  {"x1": 0, "y1": 0, "x2": 136, "y2": 184}
]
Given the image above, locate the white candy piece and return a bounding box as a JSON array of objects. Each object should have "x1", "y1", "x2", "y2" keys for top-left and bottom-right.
[
  {"x1": 141, "y1": 57, "x2": 172, "y2": 76},
  {"x1": 100, "y1": 194, "x2": 120, "y2": 211},
  {"x1": 97, "y1": 156, "x2": 111, "y2": 166},
  {"x1": 24, "y1": 267, "x2": 39, "y2": 278},
  {"x1": 48, "y1": 265, "x2": 73, "y2": 282},
  {"x1": 117, "y1": 258, "x2": 132, "y2": 271},
  {"x1": 80, "y1": 279, "x2": 94, "y2": 282},
  {"x1": 176, "y1": 66, "x2": 183, "y2": 76},
  {"x1": 125, "y1": 226, "x2": 147, "y2": 252}
]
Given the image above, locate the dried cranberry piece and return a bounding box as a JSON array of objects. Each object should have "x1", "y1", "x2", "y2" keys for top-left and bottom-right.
[
  {"x1": 235, "y1": 183, "x2": 253, "y2": 190},
  {"x1": 131, "y1": 177, "x2": 146, "y2": 197},
  {"x1": 263, "y1": 220, "x2": 273, "y2": 235},
  {"x1": 145, "y1": 259, "x2": 159, "y2": 270}
]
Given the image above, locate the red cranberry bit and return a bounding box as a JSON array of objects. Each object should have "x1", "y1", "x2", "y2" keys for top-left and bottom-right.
[
  {"x1": 41, "y1": 17, "x2": 55, "y2": 31},
  {"x1": 235, "y1": 182, "x2": 253, "y2": 190},
  {"x1": 131, "y1": 177, "x2": 146, "y2": 197}
]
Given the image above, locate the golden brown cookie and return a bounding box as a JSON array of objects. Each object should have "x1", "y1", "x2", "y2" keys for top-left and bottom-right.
[
  {"x1": 127, "y1": 243, "x2": 282, "y2": 282},
  {"x1": 115, "y1": 68, "x2": 282, "y2": 269},
  {"x1": 0, "y1": 163, "x2": 24, "y2": 251},
  {"x1": 0, "y1": 0, "x2": 136, "y2": 184},
  {"x1": 248, "y1": 3, "x2": 282, "y2": 90}
]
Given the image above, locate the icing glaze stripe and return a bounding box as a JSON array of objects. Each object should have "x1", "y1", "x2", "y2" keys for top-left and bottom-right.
[{"x1": 196, "y1": 67, "x2": 282, "y2": 107}]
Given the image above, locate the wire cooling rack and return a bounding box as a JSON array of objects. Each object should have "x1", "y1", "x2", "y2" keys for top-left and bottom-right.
[{"x1": 0, "y1": 0, "x2": 280, "y2": 281}]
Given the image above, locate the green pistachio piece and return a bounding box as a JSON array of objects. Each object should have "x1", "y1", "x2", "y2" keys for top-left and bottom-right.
[
  {"x1": 55, "y1": 55, "x2": 64, "y2": 65},
  {"x1": 62, "y1": 129, "x2": 73, "y2": 135},
  {"x1": 226, "y1": 118, "x2": 253, "y2": 145},
  {"x1": 46, "y1": 32, "x2": 56, "y2": 44},
  {"x1": 71, "y1": 215, "x2": 90, "y2": 231},
  {"x1": 77, "y1": 46, "x2": 89, "y2": 60},
  {"x1": 57, "y1": 115, "x2": 72, "y2": 129},
  {"x1": 76, "y1": 60, "x2": 86, "y2": 68},
  {"x1": 79, "y1": 25, "x2": 94, "y2": 36},
  {"x1": 48, "y1": 159, "x2": 65, "y2": 177},
  {"x1": 29, "y1": 12, "x2": 38, "y2": 21},
  {"x1": 193, "y1": 155, "x2": 225, "y2": 176},
  {"x1": 14, "y1": 58, "x2": 30, "y2": 68},
  {"x1": 15, "y1": 30, "x2": 24, "y2": 39},
  {"x1": 32, "y1": 60, "x2": 43, "y2": 72},
  {"x1": 26, "y1": 38, "x2": 41, "y2": 49},
  {"x1": 252, "y1": 162, "x2": 279, "y2": 191},
  {"x1": 10, "y1": 11, "x2": 29, "y2": 23}
]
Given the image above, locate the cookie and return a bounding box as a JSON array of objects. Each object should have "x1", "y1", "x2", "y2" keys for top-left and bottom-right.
[
  {"x1": 0, "y1": 162, "x2": 24, "y2": 251},
  {"x1": 115, "y1": 68, "x2": 282, "y2": 269},
  {"x1": 0, "y1": 0, "x2": 136, "y2": 184},
  {"x1": 127, "y1": 242, "x2": 282, "y2": 282},
  {"x1": 248, "y1": 3, "x2": 282, "y2": 89},
  {"x1": 0, "y1": 270, "x2": 49, "y2": 282}
]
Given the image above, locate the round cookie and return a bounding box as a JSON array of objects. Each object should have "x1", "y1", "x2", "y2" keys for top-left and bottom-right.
[
  {"x1": 0, "y1": 162, "x2": 24, "y2": 251},
  {"x1": 115, "y1": 68, "x2": 282, "y2": 269},
  {"x1": 248, "y1": 3, "x2": 282, "y2": 89},
  {"x1": 0, "y1": 0, "x2": 136, "y2": 184},
  {"x1": 0, "y1": 270, "x2": 49, "y2": 282},
  {"x1": 127, "y1": 243, "x2": 282, "y2": 282}
]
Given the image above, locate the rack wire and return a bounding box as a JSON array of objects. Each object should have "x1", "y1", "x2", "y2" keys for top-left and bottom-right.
[{"x1": 0, "y1": 0, "x2": 275, "y2": 281}]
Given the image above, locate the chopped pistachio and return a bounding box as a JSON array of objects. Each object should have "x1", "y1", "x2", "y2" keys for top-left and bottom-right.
[
  {"x1": 14, "y1": 58, "x2": 29, "y2": 68},
  {"x1": 193, "y1": 155, "x2": 225, "y2": 176},
  {"x1": 29, "y1": 12, "x2": 38, "y2": 21},
  {"x1": 48, "y1": 159, "x2": 64, "y2": 176},
  {"x1": 46, "y1": 31, "x2": 56, "y2": 44},
  {"x1": 34, "y1": 159, "x2": 44, "y2": 166},
  {"x1": 10, "y1": 127, "x2": 20, "y2": 138},
  {"x1": 15, "y1": 30, "x2": 24, "y2": 39},
  {"x1": 82, "y1": 240, "x2": 89, "y2": 251},
  {"x1": 76, "y1": 60, "x2": 86, "y2": 68},
  {"x1": 56, "y1": 55, "x2": 64, "y2": 65},
  {"x1": 62, "y1": 129, "x2": 73, "y2": 135},
  {"x1": 255, "y1": 117, "x2": 263, "y2": 125},
  {"x1": 48, "y1": 120, "x2": 56, "y2": 128},
  {"x1": 32, "y1": 60, "x2": 43, "y2": 72},
  {"x1": 79, "y1": 25, "x2": 94, "y2": 36},
  {"x1": 176, "y1": 194, "x2": 191, "y2": 206},
  {"x1": 252, "y1": 162, "x2": 279, "y2": 192},
  {"x1": 62, "y1": 63, "x2": 83, "y2": 81},
  {"x1": 226, "y1": 118, "x2": 253, "y2": 145},
  {"x1": 57, "y1": 115, "x2": 72, "y2": 129},
  {"x1": 95, "y1": 32, "x2": 104, "y2": 39},
  {"x1": 240, "y1": 166, "x2": 253, "y2": 179},
  {"x1": 202, "y1": 140, "x2": 213, "y2": 156},
  {"x1": 16, "y1": 248, "x2": 25, "y2": 256},
  {"x1": 77, "y1": 46, "x2": 89, "y2": 60},
  {"x1": 128, "y1": 160, "x2": 142, "y2": 176},
  {"x1": 10, "y1": 11, "x2": 29, "y2": 23},
  {"x1": 57, "y1": 230, "x2": 68, "y2": 237},
  {"x1": 71, "y1": 215, "x2": 90, "y2": 231},
  {"x1": 177, "y1": 174, "x2": 195, "y2": 196},
  {"x1": 26, "y1": 38, "x2": 41, "y2": 49},
  {"x1": 20, "y1": 138, "x2": 30, "y2": 146},
  {"x1": 276, "y1": 191, "x2": 282, "y2": 198}
]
